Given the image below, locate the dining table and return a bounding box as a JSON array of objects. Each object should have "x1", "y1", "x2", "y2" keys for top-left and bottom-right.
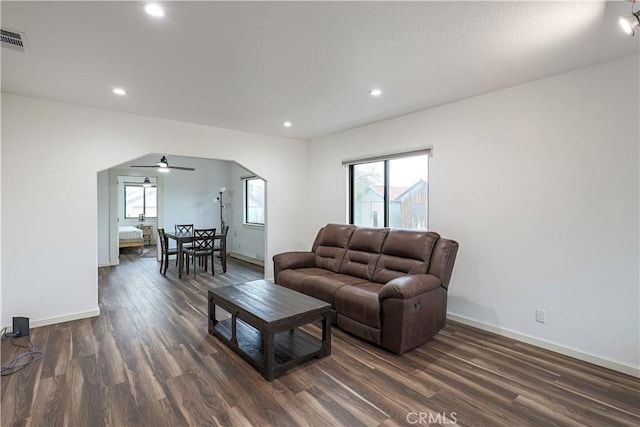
[{"x1": 165, "y1": 230, "x2": 227, "y2": 279}]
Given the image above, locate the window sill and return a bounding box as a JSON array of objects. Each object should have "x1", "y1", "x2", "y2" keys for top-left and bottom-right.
[{"x1": 243, "y1": 223, "x2": 264, "y2": 230}]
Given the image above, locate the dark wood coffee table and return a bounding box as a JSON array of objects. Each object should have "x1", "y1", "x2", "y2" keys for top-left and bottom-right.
[{"x1": 207, "y1": 279, "x2": 332, "y2": 381}]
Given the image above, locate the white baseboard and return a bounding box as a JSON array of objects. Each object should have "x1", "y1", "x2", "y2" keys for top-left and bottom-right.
[
  {"x1": 98, "y1": 262, "x2": 118, "y2": 267},
  {"x1": 447, "y1": 312, "x2": 639, "y2": 378},
  {"x1": 230, "y1": 252, "x2": 264, "y2": 267},
  {"x1": 4, "y1": 307, "x2": 101, "y2": 333}
]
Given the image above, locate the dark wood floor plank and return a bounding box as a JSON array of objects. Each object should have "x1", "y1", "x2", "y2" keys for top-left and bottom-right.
[
  {"x1": 105, "y1": 381, "x2": 143, "y2": 426},
  {"x1": 138, "y1": 327, "x2": 184, "y2": 382},
  {"x1": 38, "y1": 326, "x2": 69, "y2": 380},
  {"x1": 1, "y1": 252, "x2": 638, "y2": 427},
  {"x1": 137, "y1": 396, "x2": 189, "y2": 427},
  {"x1": 118, "y1": 339, "x2": 167, "y2": 406},
  {"x1": 66, "y1": 355, "x2": 107, "y2": 427},
  {"x1": 27, "y1": 374, "x2": 67, "y2": 427},
  {"x1": 94, "y1": 328, "x2": 128, "y2": 387},
  {"x1": 70, "y1": 318, "x2": 96, "y2": 358},
  {"x1": 0, "y1": 333, "x2": 45, "y2": 423},
  {"x1": 305, "y1": 369, "x2": 390, "y2": 425}
]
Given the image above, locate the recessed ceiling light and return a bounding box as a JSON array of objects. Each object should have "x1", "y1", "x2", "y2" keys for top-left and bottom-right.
[
  {"x1": 145, "y1": 3, "x2": 165, "y2": 18},
  {"x1": 112, "y1": 87, "x2": 127, "y2": 96},
  {"x1": 369, "y1": 88, "x2": 383, "y2": 97},
  {"x1": 283, "y1": 121, "x2": 292, "y2": 127}
]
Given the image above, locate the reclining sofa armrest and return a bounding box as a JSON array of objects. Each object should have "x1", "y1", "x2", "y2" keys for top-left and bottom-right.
[
  {"x1": 273, "y1": 251, "x2": 315, "y2": 282},
  {"x1": 378, "y1": 274, "x2": 442, "y2": 301}
]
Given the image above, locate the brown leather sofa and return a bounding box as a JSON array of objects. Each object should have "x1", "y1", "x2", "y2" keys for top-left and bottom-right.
[{"x1": 273, "y1": 223, "x2": 459, "y2": 354}]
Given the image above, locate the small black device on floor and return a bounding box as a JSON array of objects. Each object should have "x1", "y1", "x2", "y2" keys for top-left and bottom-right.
[{"x1": 11, "y1": 316, "x2": 29, "y2": 337}]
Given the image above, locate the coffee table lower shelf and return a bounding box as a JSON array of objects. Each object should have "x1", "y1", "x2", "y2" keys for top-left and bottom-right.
[
  {"x1": 211, "y1": 318, "x2": 325, "y2": 379},
  {"x1": 207, "y1": 281, "x2": 331, "y2": 381}
]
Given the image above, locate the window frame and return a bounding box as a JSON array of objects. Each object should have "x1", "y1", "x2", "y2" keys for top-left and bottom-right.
[
  {"x1": 346, "y1": 148, "x2": 431, "y2": 230},
  {"x1": 243, "y1": 176, "x2": 265, "y2": 226},
  {"x1": 124, "y1": 184, "x2": 158, "y2": 219}
]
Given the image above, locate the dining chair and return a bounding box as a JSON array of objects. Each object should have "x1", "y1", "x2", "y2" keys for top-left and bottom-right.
[
  {"x1": 184, "y1": 228, "x2": 216, "y2": 278},
  {"x1": 157, "y1": 228, "x2": 179, "y2": 275}
]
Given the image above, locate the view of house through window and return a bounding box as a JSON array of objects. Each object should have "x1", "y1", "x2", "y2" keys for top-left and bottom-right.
[
  {"x1": 244, "y1": 177, "x2": 265, "y2": 225},
  {"x1": 350, "y1": 153, "x2": 429, "y2": 230},
  {"x1": 125, "y1": 185, "x2": 157, "y2": 218}
]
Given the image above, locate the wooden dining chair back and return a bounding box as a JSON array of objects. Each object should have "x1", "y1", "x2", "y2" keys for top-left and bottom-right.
[
  {"x1": 184, "y1": 228, "x2": 216, "y2": 278},
  {"x1": 175, "y1": 223, "x2": 195, "y2": 252},
  {"x1": 175, "y1": 224, "x2": 194, "y2": 235},
  {"x1": 157, "y1": 228, "x2": 179, "y2": 275}
]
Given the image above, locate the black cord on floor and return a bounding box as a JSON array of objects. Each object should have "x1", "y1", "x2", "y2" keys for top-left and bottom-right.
[{"x1": 0, "y1": 326, "x2": 45, "y2": 376}]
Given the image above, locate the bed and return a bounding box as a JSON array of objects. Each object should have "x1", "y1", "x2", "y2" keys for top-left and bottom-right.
[{"x1": 119, "y1": 225, "x2": 145, "y2": 251}]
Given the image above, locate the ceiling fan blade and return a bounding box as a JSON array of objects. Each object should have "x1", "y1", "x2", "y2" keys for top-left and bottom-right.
[
  {"x1": 169, "y1": 166, "x2": 196, "y2": 171},
  {"x1": 130, "y1": 165, "x2": 159, "y2": 168}
]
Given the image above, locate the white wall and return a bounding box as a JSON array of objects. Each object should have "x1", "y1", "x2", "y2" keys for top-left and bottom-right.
[
  {"x1": 307, "y1": 55, "x2": 640, "y2": 374},
  {"x1": 229, "y1": 162, "x2": 266, "y2": 263},
  {"x1": 0, "y1": 112, "x2": 3, "y2": 327},
  {"x1": 1, "y1": 93, "x2": 308, "y2": 329},
  {"x1": 97, "y1": 170, "x2": 110, "y2": 266},
  {"x1": 160, "y1": 158, "x2": 229, "y2": 232}
]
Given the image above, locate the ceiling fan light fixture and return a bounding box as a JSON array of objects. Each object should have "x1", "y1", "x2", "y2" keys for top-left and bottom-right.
[
  {"x1": 143, "y1": 177, "x2": 152, "y2": 187},
  {"x1": 619, "y1": 11, "x2": 640, "y2": 35},
  {"x1": 130, "y1": 155, "x2": 194, "y2": 171}
]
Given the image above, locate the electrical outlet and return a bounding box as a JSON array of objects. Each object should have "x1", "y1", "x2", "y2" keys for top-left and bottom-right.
[{"x1": 535, "y1": 309, "x2": 546, "y2": 324}]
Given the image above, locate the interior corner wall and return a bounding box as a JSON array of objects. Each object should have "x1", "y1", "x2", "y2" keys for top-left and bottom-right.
[
  {"x1": 307, "y1": 54, "x2": 640, "y2": 372},
  {"x1": 0, "y1": 116, "x2": 3, "y2": 327},
  {"x1": 0, "y1": 93, "x2": 308, "y2": 329},
  {"x1": 97, "y1": 170, "x2": 110, "y2": 267},
  {"x1": 229, "y1": 162, "x2": 266, "y2": 264}
]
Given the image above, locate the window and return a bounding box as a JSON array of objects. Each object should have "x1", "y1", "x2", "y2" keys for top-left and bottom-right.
[
  {"x1": 125, "y1": 185, "x2": 157, "y2": 219},
  {"x1": 244, "y1": 177, "x2": 265, "y2": 225},
  {"x1": 348, "y1": 150, "x2": 429, "y2": 230}
]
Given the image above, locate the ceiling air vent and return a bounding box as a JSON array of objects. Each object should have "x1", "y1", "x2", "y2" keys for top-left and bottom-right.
[{"x1": 1, "y1": 28, "x2": 29, "y2": 53}]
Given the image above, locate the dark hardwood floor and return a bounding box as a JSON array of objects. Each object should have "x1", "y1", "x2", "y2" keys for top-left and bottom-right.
[{"x1": 2, "y1": 250, "x2": 639, "y2": 426}]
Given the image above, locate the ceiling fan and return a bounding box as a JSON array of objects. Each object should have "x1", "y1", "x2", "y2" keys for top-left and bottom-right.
[{"x1": 130, "y1": 156, "x2": 195, "y2": 171}]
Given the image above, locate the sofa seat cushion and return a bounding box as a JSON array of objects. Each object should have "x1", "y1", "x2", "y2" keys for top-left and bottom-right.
[
  {"x1": 276, "y1": 268, "x2": 335, "y2": 292},
  {"x1": 334, "y1": 282, "x2": 384, "y2": 328},
  {"x1": 277, "y1": 268, "x2": 370, "y2": 306}
]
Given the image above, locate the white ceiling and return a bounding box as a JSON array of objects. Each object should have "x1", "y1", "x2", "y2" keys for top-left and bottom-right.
[{"x1": 1, "y1": 1, "x2": 638, "y2": 140}]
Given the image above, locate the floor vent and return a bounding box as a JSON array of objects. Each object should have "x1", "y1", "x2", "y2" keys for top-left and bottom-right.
[{"x1": 1, "y1": 28, "x2": 29, "y2": 53}]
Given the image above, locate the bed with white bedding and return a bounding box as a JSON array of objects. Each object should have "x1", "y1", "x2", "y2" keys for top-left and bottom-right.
[{"x1": 119, "y1": 225, "x2": 144, "y2": 250}]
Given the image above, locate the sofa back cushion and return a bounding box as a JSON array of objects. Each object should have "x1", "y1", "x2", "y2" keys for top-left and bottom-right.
[
  {"x1": 313, "y1": 223, "x2": 355, "y2": 273},
  {"x1": 372, "y1": 230, "x2": 440, "y2": 283},
  {"x1": 339, "y1": 227, "x2": 388, "y2": 280}
]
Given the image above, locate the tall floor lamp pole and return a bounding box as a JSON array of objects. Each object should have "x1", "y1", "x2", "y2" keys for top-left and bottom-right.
[{"x1": 217, "y1": 187, "x2": 226, "y2": 230}]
